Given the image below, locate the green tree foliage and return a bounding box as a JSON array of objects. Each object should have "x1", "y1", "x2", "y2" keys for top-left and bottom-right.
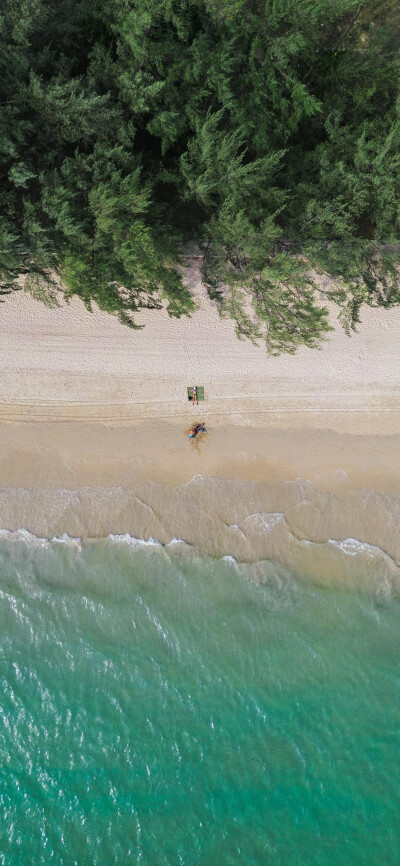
[{"x1": 0, "y1": 0, "x2": 399, "y2": 347}]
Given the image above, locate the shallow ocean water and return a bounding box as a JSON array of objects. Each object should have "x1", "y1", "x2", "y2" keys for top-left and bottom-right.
[{"x1": 0, "y1": 533, "x2": 399, "y2": 865}]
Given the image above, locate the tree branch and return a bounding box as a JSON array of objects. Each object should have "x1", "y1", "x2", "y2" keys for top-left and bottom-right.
[{"x1": 333, "y1": 0, "x2": 370, "y2": 51}]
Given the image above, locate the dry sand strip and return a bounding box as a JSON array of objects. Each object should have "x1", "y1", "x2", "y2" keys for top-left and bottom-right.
[
  {"x1": 1, "y1": 397, "x2": 400, "y2": 427},
  {"x1": 0, "y1": 263, "x2": 399, "y2": 427}
]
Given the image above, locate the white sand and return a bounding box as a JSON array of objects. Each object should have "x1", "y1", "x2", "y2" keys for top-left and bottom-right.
[{"x1": 1, "y1": 260, "x2": 399, "y2": 423}]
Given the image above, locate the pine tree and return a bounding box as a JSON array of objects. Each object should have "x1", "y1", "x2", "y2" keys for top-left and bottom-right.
[{"x1": 0, "y1": 0, "x2": 399, "y2": 350}]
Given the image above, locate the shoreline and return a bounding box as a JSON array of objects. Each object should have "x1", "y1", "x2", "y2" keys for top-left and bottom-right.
[{"x1": 0, "y1": 418, "x2": 399, "y2": 585}]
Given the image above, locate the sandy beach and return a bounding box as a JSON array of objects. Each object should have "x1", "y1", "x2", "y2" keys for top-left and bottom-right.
[
  {"x1": 0, "y1": 263, "x2": 399, "y2": 580},
  {"x1": 0, "y1": 260, "x2": 399, "y2": 423}
]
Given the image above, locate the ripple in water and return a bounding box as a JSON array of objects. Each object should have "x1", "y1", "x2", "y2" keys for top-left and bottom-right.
[{"x1": 0, "y1": 534, "x2": 399, "y2": 865}]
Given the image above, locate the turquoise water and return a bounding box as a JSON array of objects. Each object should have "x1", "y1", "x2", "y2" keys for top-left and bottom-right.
[{"x1": 0, "y1": 534, "x2": 399, "y2": 865}]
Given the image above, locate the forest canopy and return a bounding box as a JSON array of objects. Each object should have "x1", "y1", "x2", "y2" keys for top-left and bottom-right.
[{"x1": 0, "y1": 0, "x2": 399, "y2": 351}]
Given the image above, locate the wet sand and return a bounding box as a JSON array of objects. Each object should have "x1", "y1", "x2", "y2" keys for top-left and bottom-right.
[{"x1": 0, "y1": 417, "x2": 399, "y2": 594}]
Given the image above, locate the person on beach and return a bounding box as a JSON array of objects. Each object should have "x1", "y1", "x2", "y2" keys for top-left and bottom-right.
[
  {"x1": 193, "y1": 386, "x2": 198, "y2": 405},
  {"x1": 188, "y1": 422, "x2": 206, "y2": 439}
]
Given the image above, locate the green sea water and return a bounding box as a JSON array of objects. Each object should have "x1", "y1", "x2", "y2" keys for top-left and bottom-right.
[{"x1": 0, "y1": 532, "x2": 399, "y2": 865}]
